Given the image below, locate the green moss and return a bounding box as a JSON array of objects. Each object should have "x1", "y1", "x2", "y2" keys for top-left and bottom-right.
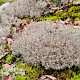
[
  {"x1": 3, "y1": 51, "x2": 14, "y2": 64},
  {"x1": 67, "y1": 70, "x2": 80, "y2": 80},
  {"x1": 68, "y1": 6, "x2": 80, "y2": 14},
  {"x1": 15, "y1": 75, "x2": 26, "y2": 80},
  {"x1": 0, "y1": 0, "x2": 16, "y2": 5},
  {"x1": 0, "y1": 69, "x2": 2, "y2": 79},
  {"x1": 15, "y1": 65, "x2": 80, "y2": 80},
  {"x1": 60, "y1": 12, "x2": 67, "y2": 20},
  {"x1": 51, "y1": 66, "x2": 80, "y2": 80},
  {"x1": 0, "y1": 0, "x2": 7, "y2": 5},
  {"x1": 37, "y1": 6, "x2": 79, "y2": 22},
  {"x1": 45, "y1": 16, "x2": 60, "y2": 21},
  {"x1": 0, "y1": 63, "x2": 2, "y2": 79},
  {"x1": 77, "y1": 13, "x2": 80, "y2": 18},
  {"x1": 68, "y1": 6, "x2": 80, "y2": 22},
  {"x1": 4, "y1": 54, "x2": 14, "y2": 63},
  {"x1": 23, "y1": 17, "x2": 32, "y2": 21},
  {"x1": 37, "y1": 17, "x2": 46, "y2": 21},
  {"x1": 74, "y1": 17, "x2": 80, "y2": 22},
  {"x1": 16, "y1": 61, "x2": 44, "y2": 80},
  {"x1": 55, "y1": 10, "x2": 63, "y2": 16},
  {"x1": 68, "y1": 6, "x2": 77, "y2": 13},
  {"x1": 1, "y1": 53, "x2": 80, "y2": 80},
  {"x1": 22, "y1": 6, "x2": 80, "y2": 22},
  {"x1": 16, "y1": 61, "x2": 25, "y2": 69},
  {"x1": 25, "y1": 65, "x2": 44, "y2": 80},
  {"x1": 36, "y1": 15, "x2": 60, "y2": 21},
  {"x1": 0, "y1": 5, "x2": 80, "y2": 80}
]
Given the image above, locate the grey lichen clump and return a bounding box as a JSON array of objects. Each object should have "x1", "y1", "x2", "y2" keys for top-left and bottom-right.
[
  {"x1": 3, "y1": 0, "x2": 48, "y2": 18},
  {"x1": 0, "y1": 24, "x2": 11, "y2": 45},
  {"x1": 12, "y1": 21, "x2": 80, "y2": 69}
]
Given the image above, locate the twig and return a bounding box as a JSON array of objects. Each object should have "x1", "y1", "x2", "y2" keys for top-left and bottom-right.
[{"x1": 0, "y1": 52, "x2": 9, "y2": 59}]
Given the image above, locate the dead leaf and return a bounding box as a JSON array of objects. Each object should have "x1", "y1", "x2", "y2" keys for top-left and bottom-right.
[
  {"x1": 8, "y1": 75, "x2": 14, "y2": 80},
  {"x1": 6, "y1": 38, "x2": 13, "y2": 45},
  {"x1": 2, "y1": 75, "x2": 9, "y2": 80},
  {"x1": 2, "y1": 64, "x2": 11, "y2": 69},
  {"x1": 45, "y1": 75, "x2": 56, "y2": 80},
  {"x1": 0, "y1": 60, "x2": 3, "y2": 63},
  {"x1": 39, "y1": 75, "x2": 56, "y2": 80}
]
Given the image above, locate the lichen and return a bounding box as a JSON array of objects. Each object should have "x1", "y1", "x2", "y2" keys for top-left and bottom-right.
[
  {"x1": 3, "y1": 0, "x2": 48, "y2": 18},
  {"x1": 12, "y1": 21, "x2": 80, "y2": 69}
]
